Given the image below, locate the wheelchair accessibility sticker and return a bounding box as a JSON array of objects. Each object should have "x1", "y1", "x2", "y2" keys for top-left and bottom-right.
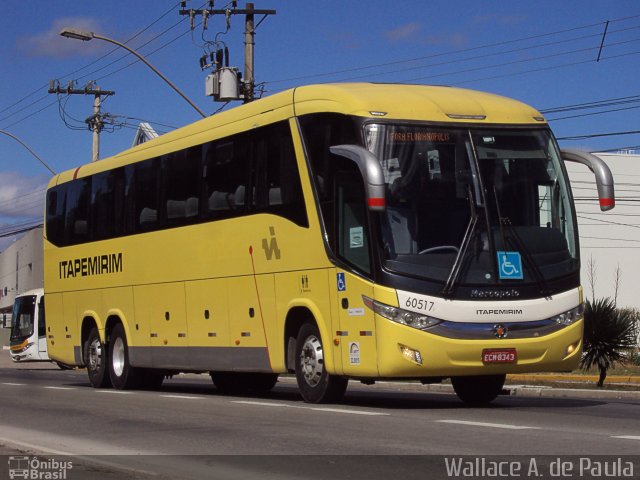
[
  {"x1": 497, "y1": 251, "x2": 523, "y2": 280},
  {"x1": 337, "y1": 272, "x2": 346, "y2": 292}
]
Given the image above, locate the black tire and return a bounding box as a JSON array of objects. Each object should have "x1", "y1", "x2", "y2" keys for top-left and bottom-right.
[
  {"x1": 55, "y1": 361, "x2": 73, "y2": 370},
  {"x1": 84, "y1": 327, "x2": 111, "y2": 388},
  {"x1": 451, "y1": 374, "x2": 506, "y2": 405},
  {"x1": 210, "y1": 372, "x2": 279, "y2": 395},
  {"x1": 108, "y1": 323, "x2": 142, "y2": 390},
  {"x1": 295, "y1": 322, "x2": 348, "y2": 403}
]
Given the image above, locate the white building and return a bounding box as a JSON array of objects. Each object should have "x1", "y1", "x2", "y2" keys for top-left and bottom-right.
[
  {"x1": 0, "y1": 226, "x2": 43, "y2": 325},
  {"x1": 566, "y1": 152, "x2": 640, "y2": 311}
]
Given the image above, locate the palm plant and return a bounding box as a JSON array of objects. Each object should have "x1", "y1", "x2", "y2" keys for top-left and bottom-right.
[{"x1": 580, "y1": 298, "x2": 638, "y2": 387}]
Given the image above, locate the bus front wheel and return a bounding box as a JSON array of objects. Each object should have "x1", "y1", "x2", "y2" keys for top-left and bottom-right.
[
  {"x1": 295, "y1": 323, "x2": 347, "y2": 404},
  {"x1": 108, "y1": 323, "x2": 141, "y2": 390},
  {"x1": 451, "y1": 374, "x2": 506, "y2": 405},
  {"x1": 84, "y1": 327, "x2": 111, "y2": 388}
]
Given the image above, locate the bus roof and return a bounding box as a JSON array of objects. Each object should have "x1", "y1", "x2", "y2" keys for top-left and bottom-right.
[{"x1": 50, "y1": 83, "x2": 546, "y2": 185}]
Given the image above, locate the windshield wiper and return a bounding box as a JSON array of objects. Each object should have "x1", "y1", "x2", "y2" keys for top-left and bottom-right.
[
  {"x1": 498, "y1": 216, "x2": 552, "y2": 298},
  {"x1": 441, "y1": 185, "x2": 478, "y2": 297},
  {"x1": 491, "y1": 188, "x2": 551, "y2": 297}
]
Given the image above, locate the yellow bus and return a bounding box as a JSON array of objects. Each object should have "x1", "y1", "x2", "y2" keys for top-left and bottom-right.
[{"x1": 44, "y1": 83, "x2": 615, "y2": 404}]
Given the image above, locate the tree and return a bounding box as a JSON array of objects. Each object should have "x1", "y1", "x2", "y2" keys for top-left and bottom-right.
[{"x1": 581, "y1": 298, "x2": 638, "y2": 387}]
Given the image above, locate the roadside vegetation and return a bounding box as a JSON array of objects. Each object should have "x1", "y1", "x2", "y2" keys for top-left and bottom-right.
[{"x1": 580, "y1": 260, "x2": 640, "y2": 387}]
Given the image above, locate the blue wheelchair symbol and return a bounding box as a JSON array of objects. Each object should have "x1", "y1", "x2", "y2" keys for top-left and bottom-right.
[
  {"x1": 337, "y1": 273, "x2": 346, "y2": 292},
  {"x1": 497, "y1": 251, "x2": 523, "y2": 280}
]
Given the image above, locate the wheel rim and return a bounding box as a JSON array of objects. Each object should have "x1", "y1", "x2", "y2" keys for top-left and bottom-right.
[
  {"x1": 300, "y1": 334, "x2": 324, "y2": 387},
  {"x1": 88, "y1": 338, "x2": 103, "y2": 371},
  {"x1": 112, "y1": 337, "x2": 125, "y2": 377}
]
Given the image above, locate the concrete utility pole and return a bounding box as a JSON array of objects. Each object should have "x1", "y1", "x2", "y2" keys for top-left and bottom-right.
[
  {"x1": 179, "y1": 1, "x2": 275, "y2": 103},
  {"x1": 48, "y1": 81, "x2": 115, "y2": 162}
]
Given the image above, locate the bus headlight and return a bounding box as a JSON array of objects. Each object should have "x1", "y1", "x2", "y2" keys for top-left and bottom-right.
[
  {"x1": 362, "y1": 296, "x2": 442, "y2": 331},
  {"x1": 550, "y1": 304, "x2": 584, "y2": 326}
]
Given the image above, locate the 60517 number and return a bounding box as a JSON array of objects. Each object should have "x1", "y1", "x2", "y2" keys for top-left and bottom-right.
[{"x1": 405, "y1": 297, "x2": 435, "y2": 312}]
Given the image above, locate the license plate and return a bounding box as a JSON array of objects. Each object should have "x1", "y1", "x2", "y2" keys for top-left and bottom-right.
[{"x1": 482, "y1": 348, "x2": 517, "y2": 363}]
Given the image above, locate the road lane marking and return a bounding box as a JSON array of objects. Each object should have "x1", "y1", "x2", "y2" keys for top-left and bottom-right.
[
  {"x1": 437, "y1": 420, "x2": 539, "y2": 430},
  {"x1": 233, "y1": 400, "x2": 289, "y2": 408},
  {"x1": 2, "y1": 382, "x2": 26, "y2": 386},
  {"x1": 94, "y1": 390, "x2": 133, "y2": 394},
  {"x1": 161, "y1": 394, "x2": 201, "y2": 400},
  {"x1": 44, "y1": 386, "x2": 76, "y2": 390},
  {"x1": 232, "y1": 400, "x2": 389, "y2": 416},
  {"x1": 312, "y1": 407, "x2": 389, "y2": 416},
  {"x1": 612, "y1": 435, "x2": 640, "y2": 441}
]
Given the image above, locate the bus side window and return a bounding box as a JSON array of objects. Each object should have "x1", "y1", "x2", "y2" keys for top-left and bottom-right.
[
  {"x1": 336, "y1": 162, "x2": 371, "y2": 274},
  {"x1": 38, "y1": 297, "x2": 45, "y2": 338},
  {"x1": 64, "y1": 177, "x2": 91, "y2": 245},
  {"x1": 131, "y1": 158, "x2": 160, "y2": 232},
  {"x1": 91, "y1": 168, "x2": 125, "y2": 240},
  {"x1": 162, "y1": 147, "x2": 201, "y2": 225},
  {"x1": 203, "y1": 136, "x2": 250, "y2": 218},
  {"x1": 252, "y1": 122, "x2": 308, "y2": 227},
  {"x1": 46, "y1": 186, "x2": 67, "y2": 246}
]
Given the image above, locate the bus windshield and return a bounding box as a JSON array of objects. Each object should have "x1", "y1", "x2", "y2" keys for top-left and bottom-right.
[
  {"x1": 10, "y1": 295, "x2": 36, "y2": 341},
  {"x1": 365, "y1": 124, "x2": 578, "y2": 287}
]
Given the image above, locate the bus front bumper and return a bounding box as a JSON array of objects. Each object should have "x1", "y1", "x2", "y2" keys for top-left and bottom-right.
[{"x1": 375, "y1": 316, "x2": 583, "y2": 378}]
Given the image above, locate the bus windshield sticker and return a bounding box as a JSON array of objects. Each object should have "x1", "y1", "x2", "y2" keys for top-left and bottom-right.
[
  {"x1": 389, "y1": 130, "x2": 451, "y2": 143},
  {"x1": 349, "y1": 342, "x2": 360, "y2": 365},
  {"x1": 337, "y1": 273, "x2": 346, "y2": 292},
  {"x1": 349, "y1": 227, "x2": 364, "y2": 248},
  {"x1": 497, "y1": 251, "x2": 523, "y2": 280}
]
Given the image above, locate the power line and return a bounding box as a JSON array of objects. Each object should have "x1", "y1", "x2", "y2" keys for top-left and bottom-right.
[
  {"x1": 266, "y1": 14, "x2": 640, "y2": 85},
  {"x1": 558, "y1": 129, "x2": 640, "y2": 141},
  {"x1": 0, "y1": 2, "x2": 184, "y2": 126}
]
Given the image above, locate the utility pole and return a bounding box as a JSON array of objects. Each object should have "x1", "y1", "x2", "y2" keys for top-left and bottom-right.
[
  {"x1": 244, "y1": 3, "x2": 255, "y2": 102},
  {"x1": 48, "y1": 81, "x2": 115, "y2": 162},
  {"x1": 179, "y1": 1, "x2": 275, "y2": 103}
]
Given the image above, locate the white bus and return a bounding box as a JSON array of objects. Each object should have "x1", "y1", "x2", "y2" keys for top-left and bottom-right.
[{"x1": 9, "y1": 289, "x2": 50, "y2": 363}]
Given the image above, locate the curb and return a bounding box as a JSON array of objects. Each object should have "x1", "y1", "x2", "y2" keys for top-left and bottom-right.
[
  {"x1": 507, "y1": 373, "x2": 640, "y2": 384},
  {"x1": 416, "y1": 383, "x2": 640, "y2": 401}
]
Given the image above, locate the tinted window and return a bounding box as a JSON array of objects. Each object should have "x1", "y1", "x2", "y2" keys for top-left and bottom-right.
[
  {"x1": 91, "y1": 169, "x2": 125, "y2": 240},
  {"x1": 252, "y1": 122, "x2": 307, "y2": 227},
  {"x1": 64, "y1": 178, "x2": 91, "y2": 245},
  {"x1": 163, "y1": 147, "x2": 201, "y2": 225},
  {"x1": 203, "y1": 135, "x2": 250, "y2": 218},
  {"x1": 46, "y1": 186, "x2": 66, "y2": 245},
  {"x1": 130, "y1": 158, "x2": 160, "y2": 232},
  {"x1": 299, "y1": 113, "x2": 361, "y2": 252},
  {"x1": 45, "y1": 121, "x2": 308, "y2": 245}
]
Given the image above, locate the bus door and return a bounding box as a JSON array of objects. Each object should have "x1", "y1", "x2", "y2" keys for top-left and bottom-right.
[
  {"x1": 37, "y1": 295, "x2": 47, "y2": 356},
  {"x1": 334, "y1": 168, "x2": 378, "y2": 377}
]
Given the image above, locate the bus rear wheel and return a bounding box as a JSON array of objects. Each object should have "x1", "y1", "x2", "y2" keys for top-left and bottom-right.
[
  {"x1": 451, "y1": 374, "x2": 506, "y2": 405},
  {"x1": 108, "y1": 323, "x2": 142, "y2": 390},
  {"x1": 295, "y1": 323, "x2": 347, "y2": 404},
  {"x1": 84, "y1": 327, "x2": 111, "y2": 388}
]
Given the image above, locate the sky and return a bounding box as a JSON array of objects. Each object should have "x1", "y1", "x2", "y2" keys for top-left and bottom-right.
[{"x1": 1, "y1": 0, "x2": 640, "y2": 305}]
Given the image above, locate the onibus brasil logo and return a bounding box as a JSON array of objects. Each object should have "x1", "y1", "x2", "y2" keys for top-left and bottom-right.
[{"x1": 8, "y1": 456, "x2": 73, "y2": 480}]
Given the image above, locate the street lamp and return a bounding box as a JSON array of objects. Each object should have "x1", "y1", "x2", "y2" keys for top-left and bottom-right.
[
  {"x1": 60, "y1": 28, "x2": 207, "y2": 118},
  {"x1": 0, "y1": 129, "x2": 56, "y2": 175}
]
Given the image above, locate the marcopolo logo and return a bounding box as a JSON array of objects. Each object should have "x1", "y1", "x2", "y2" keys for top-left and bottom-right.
[{"x1": 8, "y1": 456, "x2": 73, "y2": 480}]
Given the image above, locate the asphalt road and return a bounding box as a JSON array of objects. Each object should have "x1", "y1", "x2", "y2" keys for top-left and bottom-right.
[{"x1": 0, "y1": 356, "x2": 639, "y2": 480}]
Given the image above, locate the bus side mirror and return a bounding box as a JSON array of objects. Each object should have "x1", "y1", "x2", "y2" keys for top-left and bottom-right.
[
  {"x1": 329, "y1": 145, "x2": 386, "y2": 211},
  {"x1": 561, "y1": 148, "x2": 615, "y2": 211}
]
